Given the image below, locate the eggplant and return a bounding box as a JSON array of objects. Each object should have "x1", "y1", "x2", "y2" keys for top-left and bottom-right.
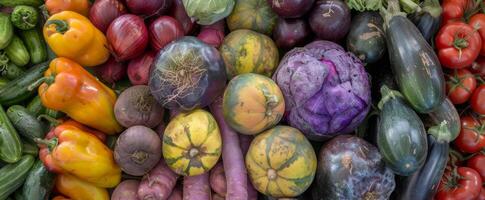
[
  {"x1": 347, "y1": 11, "x2": 386, "y2": 64},
  {"x1": 424, "y1": 98, "x2": 461, "y2": 142},
  {"x1": 395, "y1": 134, "x2": 449, "y2": 200},
  {"x1": 377, "y1": 86, "x2": 428, "y2": 176},
  {"x1": 382, "y1": 0, "x2": 446, "y2": 113},
  {"x1": 408, "y1": 0, "x2": 442, "y2": 43}
]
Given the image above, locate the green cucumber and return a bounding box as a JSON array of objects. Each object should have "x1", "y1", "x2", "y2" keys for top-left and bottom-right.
[
  {"x1": 10, "y1": 6, "x2": 38, "y2": 31},
  {"x1": 4, "y1": 36, "x2": 30, "y2": 67},
  {"x1": 0, "y1": 105, "x2": 22, "y2": 163},
  {"x1": 0, "y1": 0, "x2": 43, "y2": 7},
  {"x1": 0, "y1": 60, "x2": 49, "y2": 106},
  {"x1": 0, "y1": 155, "x2": 35, "y2": 200},
  {"x1": 26, "y1": 96, "x2": 45, "y2": 117},
  {"x1": 22, "y1": 159, "x2": 56, "y2": 200},
  {"x1": 44, "y1": 109, "x2": 64, "y2": 119},
  {"x1": 19, "y1": 29, "x2": 46, "y2": 64},
  {"x1": 0, "y1": 77, "x2": 8, "y2": 88},
  {"x1": 0, "y1": 13, "x2": 13, "y2": 50},
  {"x1": 1, "y1": 62, "x2": 25, "y2": 80},
  {"x1": 6, "y1": 105, "x2": 46, "y2": 142},
  {"x1": 21, "y1": 141, "x2": 38, "y2": 156}
]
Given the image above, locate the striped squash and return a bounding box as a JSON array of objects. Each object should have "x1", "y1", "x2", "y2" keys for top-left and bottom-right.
[
  {"x1": 226, "y1": 0, "x2": 277, "y2": 35},
  {"x1": 220, "y1": 29, "x2": 279, "y2": 79},
  {"x1": 246, "y1": 126, "x2": 317, "y2": 198},
  {"x1": 162, "y1": 109, "x2": 222, "y2": 176},
  {"x1": 223, "y1": 73, "x2": 284, "y2": 135}
]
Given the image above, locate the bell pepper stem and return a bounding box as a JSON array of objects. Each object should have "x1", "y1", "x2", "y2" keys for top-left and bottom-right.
[
  {"x1": 38, "y1": 114, "x2": 61, "y2": 127},
  {"x1": 45, "y1": 20, "x2": 69, "y2": 34},
  {"x1": 34, "y1": 137, "x2": 58, "y2": 152},
  {"x1": 27, "y1": 75, "x2": 55, "y2": 91}
]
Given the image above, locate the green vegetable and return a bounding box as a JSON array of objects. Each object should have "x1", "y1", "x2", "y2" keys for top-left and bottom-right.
[
  {"x1": 19, "y1": 29, "x2": 47, "y2": 64},
  {"x1": 4, "y1": 36, "x2": 30, "y2": 67},
  {"x1": 426, "y1": 98, "x2": 461, "y2": 142},
  {"x1": 11, "y1": 6, "x2": 38, "y2": 30},
  {"x1": 22, "y1": 159, "x2": 56, "y2": 200},
  {"x1": 0, "y1": 77, "x2": 8, "y2": 88},
  {"x1": 44, "y1": 109, "x2": 65, "y2": 119},
  {"x1": 0, "y1": 0, "x2": 43, "y2": 7},
  {"x1": 0, "y1": 155, "x2": 35, "y2": 200},
  {"x1": 400, "y1": 0, "x2": 421, "y2": 14},
  {"x1": 1, "y1": 62, "x2": 25, "y2": 80},
  {"x1": 0, "y1": 13, "x2": 13, "y2": 50},
  {"x1": 346, "y1": 0, "x2": 383, "y2": 11},
  {"x1": 0, "y1": 105, "x2": 22, "y2": 163},
  {"x1": 0, "y1": 60, "x2": 49, "y2": 106},
  {"x1": 26, "y1": 96, "x2": 45, "y2": 117},
  {"x1": 6, "y1": 105, "x2": 46, "y2": 143},
  {"x1": 183, "y1": 0, "x2": 235, "y2": 25},
  {"x1": 13, "y1": 189, "x2": 24, "y2": 200},
  {"x1": 21, "y1": 141, "x2": 38, "y2": 156}
]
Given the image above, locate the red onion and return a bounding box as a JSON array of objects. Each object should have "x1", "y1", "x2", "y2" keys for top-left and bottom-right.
[
  {"x1": 273, "y1": 18, "x2": 311, "y2": 49},
  {"x1": 149, "y1": 16, "x2": 184, "y2": 51},
  {"x1": 127, "y1": 51, "x2": 156, "y2": 85},
  {"x1": 107, "y1": 14, "x2": 149, "y2": 61},
  {"x1": 95, "y1": 57, "x2": 127, "y2": 84},
  {"x1": 198, "y1": 29, "x2": 224, "y2": 48},
  {"x1": 89, "y1": 0, "x2": 127, "y2": 33},
  {"x1": 267, "y1": 0, "x2": 315, "y2": 18},
  {"x1": 125, "y1": 0, "x2": 172, "y2": 16},
  {"x1": 170, "y1": 0, "x2": 196, "y2": 34}
]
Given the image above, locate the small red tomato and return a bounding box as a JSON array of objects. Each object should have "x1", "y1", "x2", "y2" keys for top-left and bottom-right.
[
  {"x1": 467, "y1": 154, "x2": 485, "y2": 181},
  {"x1": 446, "y1": 68, "x2": 477, "y2": 104},
  {"x1": 454, "y1": 115, "x2": 485, "y2": 153},
  {"x1": 436, "y1": 21, "x2": 482, "y2": 69},
  {"x1": 436, "y1": 167, "x2": 482, "y2": 200},
  {"x1": 471, "y1": 57, "x2": 485, "y2": 79},
  {"x1": 471, "y1": 85, "x2": 485, "y2": 115},
  {"x1": 469, "y1": 13, "x2": 485, "y2": 55}
]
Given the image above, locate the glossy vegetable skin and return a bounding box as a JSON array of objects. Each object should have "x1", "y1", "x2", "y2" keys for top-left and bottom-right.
[
  {"x1": 377, "y1": 86, "x2": 427, "y2": 176},
  {"x1": 0, "y1": 105, "x2": 22, "y2": 163},
  {"x1": 0, "y1": 13, "x2": 13, "y2": 49},
  {"x1": 10, "y1": 6, "x2": 38, "y2": 30},
  {"x1": 395, "y1": 134, "x2": 449, "y2": 200},
  {"x1": 309, "y1": 0, "x2": 351, "y2": 41},
  {"x1": 6, "y1": 105, "x2": 46, "y2": 142},
  {"x1": 436, "y1": 167, "x2": 482, "y2": 200},
  {"x1": 436, "y1": 22, "x2": 482, "y2": 69},
  {"x1": 19, "y1": 29, "x2": 47, "y2": 65},
  {"x1": 454, "y1": 115, "x2": 485, "y2": 153},
  {"x1": 55, "y1": 174, "x2": 109, "y2": 200},
  {"x1": 471, "y1": 85, "x2": 485, "y2": 115},
  {"x1": 346, "y1": 11, "x2": 386, "y2": 64},
  {"x1": 45, "y1": 0, "x2": 90, "y2": 16},
  {"x1": 22, "y1": 159, "x2": 56, "y2": 200},
  {"x1": 383, "y1": 0, "x2": 445, "y2": 113},
  {"x1": 408, "y1": 0, "x2": 442, "y2": 42},
  {"x1": 4, "y1": 36, "x2": 30, "y2": 67},
  {"x1": 0, "y1": 155, "x2": 35, "y2": 199},
  {"x1": 425, "y1": 98, "x2": 461, "y2": 142},
  {"x1": 446, "y1": 69, "x2": 477, "y2": 104}
]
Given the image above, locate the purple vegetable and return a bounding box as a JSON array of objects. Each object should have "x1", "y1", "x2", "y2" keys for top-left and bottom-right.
[
  {"x1": 138, "y1": 160, "x2": 179, "y2": 200},
  {"x1": 183, "y1": 173, "x2": 211, "y2": 200},
  {"x1": 272, "y1": 40, "x2": 371, "y2": 141},
  {"x1": 267, "y1": 0, "x2": 314, "y2": 18},
  {"x1": 111, "y1": 180, "x2": 140, "y2": 200},
  {"x1": 308, "y1": 0, "x2": 350, "y2": 41},
  {"x1": 273, "y1": 18, "x2": 311, "y2": 49}
]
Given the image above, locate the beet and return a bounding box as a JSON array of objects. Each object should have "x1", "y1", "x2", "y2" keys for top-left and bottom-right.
[
  {"x1": 114, "y1": 85, "x2": 164, "y2": 128},
  {"x1": 267, "y1": 0, "x2": 314, "y2": 18},
  {"x1": 308, "y1": 0, "x2": 351, "y2": 41},
  {"x1": 273, "y1": 18, "x2": 311, "y2": 49},
  {"x1": 114, "y1": 126, "x2": 162, "y2": 176},
  {"x1": 111, "y1": 180, "x2": 140, "y2": 200}
]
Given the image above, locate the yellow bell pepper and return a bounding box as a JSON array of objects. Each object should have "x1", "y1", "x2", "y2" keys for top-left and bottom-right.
[
  {"x1": 37, "y1": 120, "x2": 121, "y2": 188},
  {"x1": 45, "y1": 0, "x2": 90, "y2": 17},
  {"x1": 43, "y1": 11, "x2": 109, "y2": 67},
  {"x1": 36, "y1": 58, "x2": 122, "y2": 134},
  {"x1": 56, "y1": 174, "x2": 110, "y2": 200}
]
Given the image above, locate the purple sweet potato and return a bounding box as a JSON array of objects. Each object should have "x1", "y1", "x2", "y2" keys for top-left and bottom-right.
[
  {"x1": 111, "y1": 180, "x2": 140, "y2": 200},
  {"x1": 212, "y1": 193, "x2": 225, "y2": 200},
  {"x1": 138, "y1": 160, "x2": 179, "y2": 200},
  {"x1": 210, "y1": 162, "x2": 226, "y2": 197},
  {"x1": 183, "y1": 173, "x2": 211, "y2": 200},
  {"x1": 167, "y1": 186, "x2": 183, "y2": 200}
]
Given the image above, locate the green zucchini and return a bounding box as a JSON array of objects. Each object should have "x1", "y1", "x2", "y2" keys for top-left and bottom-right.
[
  {"x1": 382, "y1": 0, "x2": 445, "y2": 113},
  {"x1": 0, "y1": 155, "x2": 35, "y2": 200},
  {"x1": 21, "y1": 141, "x2": 38, "y2": 156},
  {"x1": 19, "y1": 29, "x2": 46, "y2": 64},
  {"x1": 0, "y1": 60, "x2": 49, "y2": 106},
  {"x1": 0, "y1": 13, "x2": 13, "y2": 50},
  {"x1": 0, "y1": 0, "x2": 43, "y2": 7},
  {"x1": 4, "y1": 36, "x2": 30, "y2": 67},
  {"x1": 377, "y1": 86, "x2": 428, "y2": 176},
  {"x1": 0, "y1": 77, "x2": 8, "y2": 88},
  {"x1": 6, "y1": 105, "x2": 46, "y2": 142},
  {"x1": 26, "y1": 96, "x2": 45, "y2": 117},
  {"x1": 346, "y1": 11, "x2": 386, "y2": 64},
  {"x1": 1, "y1": 62, "x2": 25, "y2": 80},
  {"x1": 10, "y1": 6, "x2": 38, "y2": 31},
  {"x1": 0, "y1": 105, "x2": 22, "y2": 163},
  {"x1": 22, "y1": 159, "x2": 56, "y2": 200}
]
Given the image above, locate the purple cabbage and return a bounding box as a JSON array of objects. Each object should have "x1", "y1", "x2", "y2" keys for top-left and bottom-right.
[{"x1": 272, "y1": 40, "x2": 371, "y2": 141}]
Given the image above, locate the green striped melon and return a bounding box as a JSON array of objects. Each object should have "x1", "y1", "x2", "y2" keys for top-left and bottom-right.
[
  {"x1": 220, "y1": 29, "x2": 279, "y2": 79},
  {"x1": 246, "y1": 126, "x2": 317, "y2": 198},
  {"x1": 226, "y1": 0, "x2": 277, "y2": 35}
]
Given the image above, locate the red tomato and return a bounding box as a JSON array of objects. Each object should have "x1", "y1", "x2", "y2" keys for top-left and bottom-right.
[
  {"x1": 436, "y1": 167, "x2": 482, "y2": 200},
  {"x1": 472, "y1": 57, "x2": 485, "y2": 79},
  {"x1": 470, "y1": 14, "x2": 485, "y2": 55},
  {"x1": 471, "y1": 85, "x2": 485, "y2": 115},
  {"x1": 446, "y1": 69, "x2": 477, "y2": 104},
  {"x1": 442, "y1": 0, "x2": 479, "y2": 24},
  {"x1": 467, "y1": 154, "x2": 485, "y2": 181},
  {"x1": 454, "y1": 115, "x2": 485, "y2": 153},
  {"x1": 436, "y1": 22, "x2": 482, "y2": 69}
]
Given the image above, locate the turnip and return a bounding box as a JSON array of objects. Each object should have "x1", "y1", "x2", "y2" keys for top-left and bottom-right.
[
  {"x1": 111, "y1": 180, "x2": 140, "y2": 200},
  {"x1": 114, "y1": 126, "x2": 162, "y2": 176},
  {"x1": 138, "y1": 160, "x2": 179, "y2": 200},
  {"x1": 114, "y1": 85, "x2": 164, "y2": 128}
]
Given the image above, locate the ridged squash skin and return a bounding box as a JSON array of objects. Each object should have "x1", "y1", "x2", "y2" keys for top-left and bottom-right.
[
  {"x1": 245, "y1": 125, "x2": 317, "y2": 198},
  {"x1": 220, "y1": 29, "x2": 279, "y2": 79},
  {"x1": 222, "y1": 73, "x2": 284, "y2": 135},
  {"x1": 163, "y1": 109, "x2": 222, "y2": 176},
  {"x1": 226, "y1": 0, "x2": 277, "y2": 35}
]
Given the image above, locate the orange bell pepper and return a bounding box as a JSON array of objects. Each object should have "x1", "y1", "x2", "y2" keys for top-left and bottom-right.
[
  {"x1": 45, "y1": 0, "x2": 90, "y2": 16},
  {"x1": 55, "y1": 174, "x2": 109, "y2": 200},
  {"x1": 52, "y1": 196, "x2": 71, "y2": 200},
  {"x1": 36, "y1": 115, "x2": 121, "y2": 188},
  {"x1": 43, "y1": 11, "x2": 109, "y2": 67},
  {"x1": 36, "y1": 57, "x2": 122, "y2": 134}
]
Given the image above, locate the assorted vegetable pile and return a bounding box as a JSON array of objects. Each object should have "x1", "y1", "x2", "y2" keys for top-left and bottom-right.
[{"x1": 0, "y1": 0, "x2": 484, "y2": 199}]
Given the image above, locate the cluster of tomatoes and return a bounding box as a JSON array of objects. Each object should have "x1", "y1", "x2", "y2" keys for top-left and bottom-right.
[{"x1": 434, "y1": 1, "x2": 485, "y2": 198}]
